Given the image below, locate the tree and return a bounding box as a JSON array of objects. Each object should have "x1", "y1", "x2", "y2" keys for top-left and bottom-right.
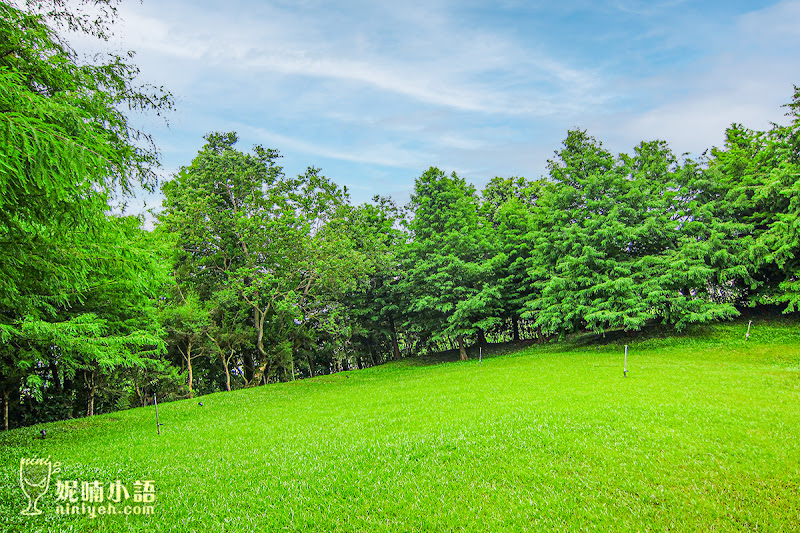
[
  {"x1": 760, "y1": 86, "x2": 800, "y2": 310},
  {"x1": 403, "y1": 168, "x2": 501, "y2": 360},
  {"x1": 160, "y1": 292, "x2": 211, "y2": 398},
  {"x1": 481, "y1": 177, "x2": 546, "y2": 342},
  {"x1": 342, "y1": 197, "x2": 408, "y2": 362},
  {"x1": 160, "y1": 132, "x2": 367, "y2": 386},
  {"x1": 0, "y1": 0, "x2": 172, "y2": 427},
  {"x1": 204, "y1": 288, "x2": 251, "y2": 391},
  {"x1": 6, "y1": 216, "x2": 167, "y2": 421},
  {"x1": 696, "y1": 86, "x2": 800, "y2": 311},
  {"x1": 525, "y1": 130, "x2": 737, "y2": 337}
]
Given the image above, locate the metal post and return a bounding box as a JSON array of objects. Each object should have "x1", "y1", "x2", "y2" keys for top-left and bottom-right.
[
  {"x1": 154, "y1": 393, "x2": 161, "y2": 435},
  {"x1": 746, "y1": 320, "x2": 752, "y2": 341},
  {"x1": 624, "y1": 345, "x2": 628, "y2": 377},
  {"x1": 479, "y1": 346, "x2": 482, "y2": 365}
]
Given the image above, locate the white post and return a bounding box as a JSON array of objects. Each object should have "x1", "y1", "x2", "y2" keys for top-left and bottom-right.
[
  {"x1": 479, "y1": 346, "x2": 482, "y2": 365},
  {"x1": 154, "y1": 394, "x2": 161, "y2": 435},
  {"x1": 624, "y1": 345, "x2": 628, "y2": 377},
  {"x1": 746, "y1": 320, "x2": 752, "y2": 341}
]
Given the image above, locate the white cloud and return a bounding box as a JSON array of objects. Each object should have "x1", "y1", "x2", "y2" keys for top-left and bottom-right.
[
  {"x1": 109, "y1": 1, "x2": 604, "y2": 117},
  {"x1": 608, "y1": 0, "x2": 688, "y2": 16},
  {"x1": 55, "y1": 0, "x2": 799, "y2": 210},
  {"x1": 739, "y1": 0, "x2": 800, "y2": 43},
  {"x1": 241, "y1": 126, "x2": 425, "y2": 169},
  {"x1": 586, "y1": 0, "x2": 800, "y2": 157}
]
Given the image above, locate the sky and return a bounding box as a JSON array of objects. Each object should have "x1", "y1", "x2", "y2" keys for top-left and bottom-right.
[{"x1": 72, "y1": 0, "x2": 800, "y2": 215}]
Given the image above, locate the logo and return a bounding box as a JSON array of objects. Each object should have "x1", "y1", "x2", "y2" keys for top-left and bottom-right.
[
  {"x1": 18, "y1": 457, "x2": 156, "y2": 518},
  {"x1": 19, "y1": 457, "x2": 61, "y2": 516}
]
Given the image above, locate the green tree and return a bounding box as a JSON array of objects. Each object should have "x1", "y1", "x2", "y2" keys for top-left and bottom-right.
[
  {"x1": 403, "y1": 167, "x2": 500, "y2": 360},
  {"x1": 696, "y1": 86, "x2": 800, "y2": 311},
  {"x1": 160, "y1": 133, "x2": 366, "y2": 386},
  {"x1": 160, "y1": 292, "x2": 211, "y2": 398},
  {"x1": 342, "y1": 197, "x2": 408, "y2": 362},
  {"x1": 0, "y1": 1, "x2": 172, "y2": 427},
  {"x1": 481, "y1": 177, "x2": 546, "y2": 342},
  {"x1": 526, "y1": 131, "x2": 736, "y2": 336}
]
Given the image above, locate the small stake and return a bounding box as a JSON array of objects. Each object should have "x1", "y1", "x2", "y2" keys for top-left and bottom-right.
[
  {"x1": 479, "y1": 346, "x2": 482, "y2": 365},
  {"x1": 154, "y1": 393, "x2": 162, "y2": 435},
  {"x1": 623, "y1": 345, "x2": 628, "y2": 377},
  {"x1": 745, "y1": 320, "x2": 752, "y2": 341}
]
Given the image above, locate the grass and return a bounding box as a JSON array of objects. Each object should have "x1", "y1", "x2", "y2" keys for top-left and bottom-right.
[{"x1": 1, "y1": 317, "x2": 799, "y2": 532}]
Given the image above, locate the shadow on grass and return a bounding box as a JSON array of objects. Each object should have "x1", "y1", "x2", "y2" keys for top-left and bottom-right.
[
  {"x1": 414, "y1": 338, "x2": 543, "y2": 366},
  {"x1": 411, "y1": 311, "x2": 800, "y2": 364}
]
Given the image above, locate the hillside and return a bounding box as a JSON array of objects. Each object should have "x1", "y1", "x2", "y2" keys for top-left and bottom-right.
[{"x1": 1, "y1": 318, "x2": 799, "y2": 532}]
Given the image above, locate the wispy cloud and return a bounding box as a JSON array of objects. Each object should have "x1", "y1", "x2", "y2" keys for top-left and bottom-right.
[
  {"x1": 242, "y1": 125, "x2": 426, "y2": 169},
  {"x1": 588, "y1": 0, "x2": 800, "y2": 157},
  {"x1": 68, "y1": 0, "x2": 799, "y2": 208},
  {"x1": 608, "y1": 0, "x2": 688, "y2": 16},
  {"x1": 112, "y1": 2, "x2": 605, "y2": 117}
]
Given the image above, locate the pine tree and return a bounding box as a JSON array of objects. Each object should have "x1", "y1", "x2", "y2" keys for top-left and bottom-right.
[
  {"x1": 403, "y1": 168, "x2": 500, "y2": 360},
  {"x1": 525, "y1": 131, "x2": 737, "y2": 337}
]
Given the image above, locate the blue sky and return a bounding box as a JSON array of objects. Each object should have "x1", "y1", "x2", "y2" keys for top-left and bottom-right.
[{"x1": 86, "y1": 0, "x2": 800, "y2": 213}]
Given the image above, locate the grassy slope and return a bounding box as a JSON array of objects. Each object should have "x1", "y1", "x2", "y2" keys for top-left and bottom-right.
[{"x1": 1, "y1": 318, "x2": 799, "y2": 532}]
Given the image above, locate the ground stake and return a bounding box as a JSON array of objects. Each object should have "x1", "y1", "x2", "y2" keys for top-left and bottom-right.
[
  {"x1": 154, "y1": 394, "x2": 162, "y2": 435},
  {"x1": 624, "y1": 345, "x2": 628, "y2": 377}
]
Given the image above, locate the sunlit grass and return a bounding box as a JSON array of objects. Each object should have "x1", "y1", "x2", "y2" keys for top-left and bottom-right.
[{"x1": 2, "y1": 317, "x2": 799, "y2": 532}]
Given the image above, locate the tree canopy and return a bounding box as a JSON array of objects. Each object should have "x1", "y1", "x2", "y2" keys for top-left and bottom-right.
[{"x1": 0, "y1": 0, "x2": 172, "y2": 428}]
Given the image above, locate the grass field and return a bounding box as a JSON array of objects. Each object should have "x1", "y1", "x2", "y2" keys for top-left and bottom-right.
[{"x1": 1, "y1": 318, "x2": 799, "y2": 532}]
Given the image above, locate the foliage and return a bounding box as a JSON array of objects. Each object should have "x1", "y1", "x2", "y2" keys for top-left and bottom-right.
[
  {"x1": 0, "y1": 0, "x2": 171, "y2": 427},
  {"x1": 481, "y1": 176, "x2": 545, "y2": 341},
  {"x1": 523, "y1": 131, "x2": 738, "y2": 336},
  {"x1": 402, "y1": 167, "x2": 501, "y2": 359},
  {"x1": 2, "y1": 0, "x2": 798, "y2": 432},
  {"x1": 159, "y1": 132, "x2": 369, "y2": 387},
  {"x1": 341, "y1": 197, "x2": 408, "y2": 362},
  {"x1": 699, "y1": 85, "x2": 800, "y2": 310}
]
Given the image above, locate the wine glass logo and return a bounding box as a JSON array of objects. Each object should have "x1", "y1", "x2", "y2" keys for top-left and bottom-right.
[{"x1": 19, "y1": 457, "x2": 60, "y2": 516}]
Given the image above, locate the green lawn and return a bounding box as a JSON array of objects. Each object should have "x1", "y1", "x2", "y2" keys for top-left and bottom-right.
[{"x1": 2, "y1": 318, "x2": 799, "y2": 532}]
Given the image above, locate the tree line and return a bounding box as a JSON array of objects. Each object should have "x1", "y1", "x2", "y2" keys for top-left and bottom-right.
[{"x1": 1, "y1": 1, "x2": 799, "y2": 429}]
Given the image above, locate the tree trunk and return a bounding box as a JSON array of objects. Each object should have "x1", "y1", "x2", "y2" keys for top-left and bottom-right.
[
  {"x1": 135, "y1": 381, "x2": 144, "y2": 407},
  {"x1": 222, "y1": 350, "x2": 233, "y2": 392},
  {"x1": 389, "y1": 315, "x2": 402, "y2": 361},
  {"x1": 186, "y1": 343, "x2": 194, "y2": 398},
  {"x1": 87, "y1": 390, "x2": 95, "y2": 417},
  {"x1": 306, "y1": 354, "x2": 315, "y2": 378},
  {"x1": 249, "y1": 360, "x2": 269, "y2": 387},
  {"x1": 457, "y1": 336, "x2": 468, "y2": 361},
  {"x1": 512, "y1": 315, "x2": 520, "y2": 342},
  {"x1": 477, "y1": 328, "x2": 487, "y2": 347},
  {"x1": 2, "y1": 388, "x2": 9, "y2": 431},
  {"x1": 254, "y1": 359, "x2": 273, "y2": 386},
  {"x1": 249, "y1": 307, "x2": 270, "y2": 386},
  {"x1": 85, "y1": 370, "x2": 96, "y2": 417}
]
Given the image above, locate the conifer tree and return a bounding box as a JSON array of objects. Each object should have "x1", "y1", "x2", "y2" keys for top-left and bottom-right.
[
  {"x1": 403, "y1": 168, "x2": 500, "y2": 359},
  {"x1": 526, "y1": 131, "x2": 737, "y2": 336}
]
